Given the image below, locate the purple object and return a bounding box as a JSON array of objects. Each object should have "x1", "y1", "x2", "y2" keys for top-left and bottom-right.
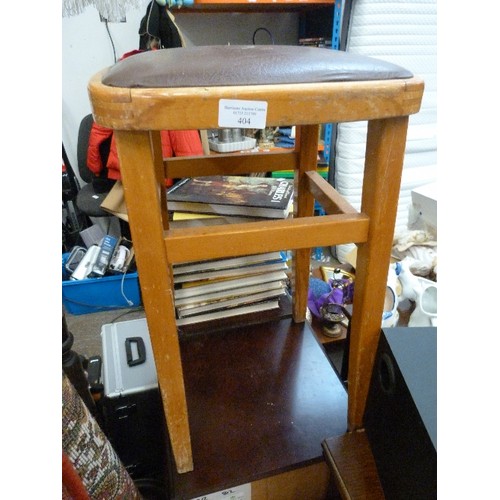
[{"x1": 307, "y1": 276, "x2": 354, "y2": 319}]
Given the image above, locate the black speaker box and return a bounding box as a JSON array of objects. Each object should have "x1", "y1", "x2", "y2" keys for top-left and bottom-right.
[{"x1": 364, "y1": 327, "x2": 437, "y2": 499}]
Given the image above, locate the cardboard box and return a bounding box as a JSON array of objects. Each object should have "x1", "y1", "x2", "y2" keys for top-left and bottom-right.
[
  {"x1": 410, "y1": 182, "x2": 437, "y2": 232},
  {"x1": 100, "y1": 181, "x2": 129, "y2": 222}
]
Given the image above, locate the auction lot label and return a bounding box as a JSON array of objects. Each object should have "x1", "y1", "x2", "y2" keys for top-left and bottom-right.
[{"x1": 218, "y1": 99, "x2": 268, "y2": 129}]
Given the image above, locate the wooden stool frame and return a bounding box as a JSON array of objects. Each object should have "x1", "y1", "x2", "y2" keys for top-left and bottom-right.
[{"x1": 89, "y1": 73, "x2": 424, "y2": 473}]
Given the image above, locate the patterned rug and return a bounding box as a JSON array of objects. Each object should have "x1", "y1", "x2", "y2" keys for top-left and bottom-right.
[{"x1": 62, "y1": 372, "x2": 141, "y2": 499}]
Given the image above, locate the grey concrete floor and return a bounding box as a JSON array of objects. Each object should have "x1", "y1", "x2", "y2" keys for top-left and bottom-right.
[{"x1": 64, "y1": 306, "x2": 146, "y2": 360}]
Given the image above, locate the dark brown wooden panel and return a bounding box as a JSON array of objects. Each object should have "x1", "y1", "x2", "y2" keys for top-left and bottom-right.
[{"x1": 172, "y1": 318, "x2": 348, "y2": 498}]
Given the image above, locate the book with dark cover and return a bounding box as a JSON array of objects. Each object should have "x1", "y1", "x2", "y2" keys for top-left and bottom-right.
[{"x1": 167, "y1": 175, "x2": 294, "y2": 219}]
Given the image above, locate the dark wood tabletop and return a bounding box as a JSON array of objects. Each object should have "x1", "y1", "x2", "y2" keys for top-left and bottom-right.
[{"x1": 171, "y1": 316, "x2": 348, "y2": 498}]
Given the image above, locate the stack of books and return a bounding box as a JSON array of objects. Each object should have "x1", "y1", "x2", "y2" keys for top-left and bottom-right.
[
  {"x1": 173, "y1": 251, "x2": 289, "y2": 326},
  {"x1": 167, "y1": 175, "x2": 294, "y2": 221},
  {"x1": 167, "y1": 175, "x2": 293, "y2": 325}
]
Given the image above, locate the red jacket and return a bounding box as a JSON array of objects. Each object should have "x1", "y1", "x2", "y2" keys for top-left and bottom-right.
[
  {"x1": 87, "y1": 125, "x2": 204, "y2": 185},
  {"x1": 86, "y1": 48, "x2": 204, "y2": 185}
]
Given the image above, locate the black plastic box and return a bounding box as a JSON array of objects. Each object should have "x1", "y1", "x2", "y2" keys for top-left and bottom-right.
[{"x1": 100, "y1": 318, "x2": 171, "y2": 487}]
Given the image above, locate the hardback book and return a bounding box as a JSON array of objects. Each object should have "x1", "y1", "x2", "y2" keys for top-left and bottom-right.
[
  {"x1": 169, "y1": 213, "x2": 263, "y2": 229},
  {"x1": 174, "y1": 260, "x2": 288, "y2": 285},
  {"x1": 174, "y1": 280, "x2": 286, "y2": 309},
  {"x1": 176, "y1": 286, "x2": 286, "y2": 319},
  {"x1": 173, "y1": 251, "x2": 285, "y2": 277},
  {"x1": 174, "y1": 269, "x2": 289, "y2": 301},
  {"x1": 167, "y1": 175, "x2": 294, "y2": 219},
  {"x1": 175, "y1": 299, "x2": 281, "y2": 326}
]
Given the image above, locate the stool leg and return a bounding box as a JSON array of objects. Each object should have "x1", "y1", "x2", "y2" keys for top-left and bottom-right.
[
  {"x1": 347, "y1": 116, "x2": 409, "y2": 430},
  {"x1": 293, "y1": 124, "x2": 320, "y2": 322},
  {"x1": 114, "y1": 130, "x2": 193, "y2": 473}
]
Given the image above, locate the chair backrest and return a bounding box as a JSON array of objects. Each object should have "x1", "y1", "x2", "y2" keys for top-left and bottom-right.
[
  {"x1": 76, "y1": 114, "x2": 95, "y2": 184},
  {"x1": 77, "y1": 113, "x2": 112, "y2": 186}
]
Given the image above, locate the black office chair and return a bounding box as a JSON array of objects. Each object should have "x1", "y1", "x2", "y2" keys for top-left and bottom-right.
[{"x1": 75, "y1": 113, "x2": 116, "y2": 219}]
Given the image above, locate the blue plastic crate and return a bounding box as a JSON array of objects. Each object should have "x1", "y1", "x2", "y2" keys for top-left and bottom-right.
[{"x1": 62, "y1": 253, "x2": 141, "y2": 315}]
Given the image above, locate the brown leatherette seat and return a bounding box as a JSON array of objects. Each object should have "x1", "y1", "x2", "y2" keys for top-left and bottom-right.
[{"x1": 102, "y1": 45, "x2": 413, "y2": 88}]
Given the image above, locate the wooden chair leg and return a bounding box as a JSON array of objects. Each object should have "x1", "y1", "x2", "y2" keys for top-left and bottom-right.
[
  {"x1": 347, "y1": 116, "x2": 409, "y2": 430},
  {"x1": 293, "y1": 124, "x2": 320, "y2": 322},
  {"x1": 114, "y1": 130, "x2": 194, "y2": 473}
]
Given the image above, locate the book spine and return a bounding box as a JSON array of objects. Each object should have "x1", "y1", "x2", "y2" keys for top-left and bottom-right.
[
  {"x1": 177, "y1": 288, "x2": 285, "y2": 318},
  {"x1": 175, "y1": 300, "x2": 280, "y2": 326},
  {"x1": 167, "y1": 176, "x2": 191, "y2": 195},
  {"x1": 174, "y1": 270, "x2": 288, "y2": 299},
  {"x1": 174, "y1": 280, "x2": 285, "y2": 308},
  {"x1": 173, "y1": 251, "x2": 284, "y2": 275}
]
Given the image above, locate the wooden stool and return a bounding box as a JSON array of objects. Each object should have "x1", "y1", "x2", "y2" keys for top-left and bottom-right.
[{"x1": 88, "y1": 45, "x2": 424, "y2": 475}]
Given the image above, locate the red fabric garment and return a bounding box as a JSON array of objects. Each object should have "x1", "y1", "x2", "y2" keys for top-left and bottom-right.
[
  {"x1": 161, "y1": 129, "x2": 205, "y2": 158},
  {"x1": 86, "y1": 123, "x2": 114, "y2": 177},
  {"x1": 87, "y1": 125, "x2": 204, "y2": 182},
  {"x1": 86, "y1": 47, "x2": 204, "y2": 184}
]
